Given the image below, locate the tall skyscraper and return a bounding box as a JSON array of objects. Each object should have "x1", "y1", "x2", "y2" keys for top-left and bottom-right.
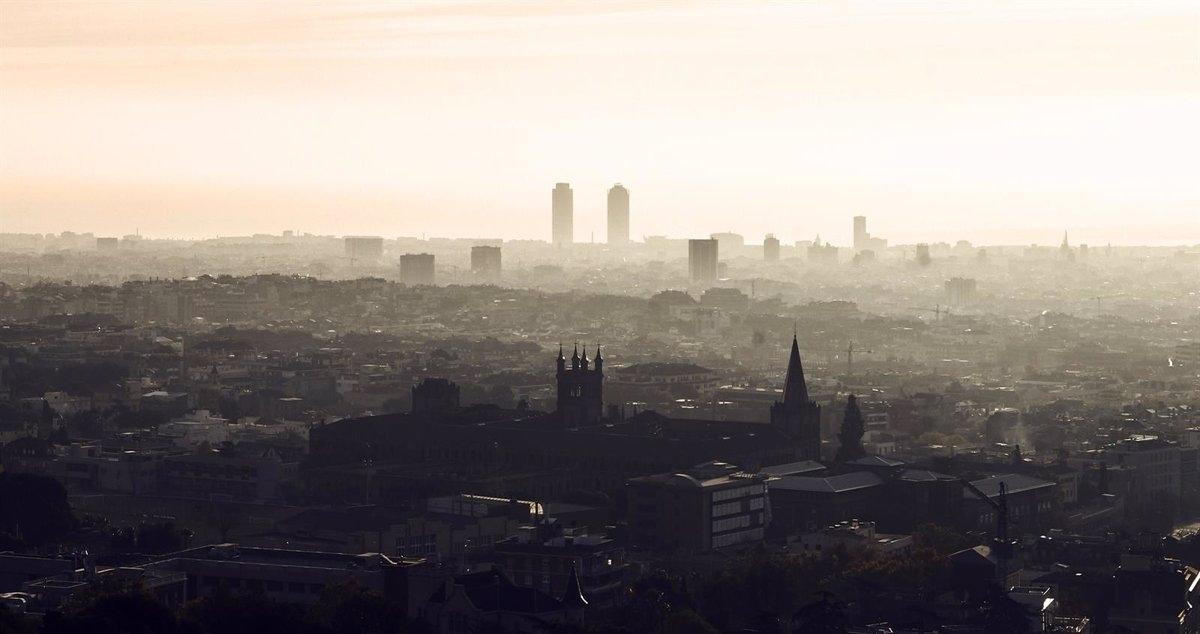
[
  {"x1": 763, "y1": 234, "x2": 780, "y2": 261},
  {"x1": 552, "y1": 183, "x2": 573, "y2": 246},
  {"x1": 852, "y1": 216, "x2": 867, "y2": 252},
  {"x1": 688, "y1": 238, "x2": 719, "y2": 285},
  {"x1": 607, "y1": 184, "x2": 630, "y2": 245},
  {"x1": 851, "y1": 215, "x2": 887, "y2": 254},
  {"x1": 399, "y1": 253, "x2": 435, "y2": 285}
]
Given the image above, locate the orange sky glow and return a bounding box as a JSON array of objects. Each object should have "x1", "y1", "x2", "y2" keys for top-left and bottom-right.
[{"x1": 2, "y1": 1, "x2": 1197, "y2": 245}]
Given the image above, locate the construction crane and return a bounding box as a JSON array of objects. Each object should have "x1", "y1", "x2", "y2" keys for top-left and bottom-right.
[
  {"x1": 801, "y1": 341, "x2": 874, "y2": 374},
  {"x1": 960, "y1": 478, "x2": 1011, "y2": 579},
  {"x1": 909, "y1": 305, "x2": 950, "y2": 321}
]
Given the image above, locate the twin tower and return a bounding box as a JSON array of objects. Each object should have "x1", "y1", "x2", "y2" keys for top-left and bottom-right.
[
  {"x1": 553, "y1": 336, "x2": 822, "y2": 461},
  {"x1": 551, "y1": 183, "x2": 630, "y2": 247}
]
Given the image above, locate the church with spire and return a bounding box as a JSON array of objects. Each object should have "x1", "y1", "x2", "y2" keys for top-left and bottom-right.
[
  {"x1": 312, "y1": 335, "x2": 823, "y2": 499},
  {"x1": 769, "y1": 335, "x2": 822, "y2": 460}
]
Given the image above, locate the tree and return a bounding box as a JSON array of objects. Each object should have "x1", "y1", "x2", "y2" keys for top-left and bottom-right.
[
  {"x1": 665, "y1": 609, "x2": 718, "y2": 634},
  {"x1": 306, "y1": 581, "x2": 410, "y2": 634},
  {"x1": 0, "y1": 472, "x2": 74, "y2": 546},
  {"x1": 834, "y1": 395, "x2": 866, "y2": 462},
  {"x1": 43, "y1": 581, "x2": 177, "y2": 634},
  {"x1": 793, "y1": 591, "x2": 848, "y2": 634}
]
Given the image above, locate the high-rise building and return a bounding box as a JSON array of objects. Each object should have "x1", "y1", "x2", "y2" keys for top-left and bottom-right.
[
  {"x1": 345, "y1": 236, "x2": 384, "y2": 261},
  {"x1": 851, "y1": 216, "x2": 887, "y2": 255},
  {"x1": 607, "y1": 184, "x2": 630, "y2": 245},
  {"x1": 399, "y1": 253, "x2": 435, "y2": 285},
  {"x1": 470, "y1": 245, "x2": 502, "y2": 280},
  {"x1": 688, "y1": 239, "x2": 719, "y2": 285},
  {"x1": 763, "y1": 234, "x2": 780, "y2": 261},
  {"x1": 852, "y1": 216, "x2": 868, "y2": 251},
  {"x1": 552, "y1": 183, "x2": 573, "y2": 246}
]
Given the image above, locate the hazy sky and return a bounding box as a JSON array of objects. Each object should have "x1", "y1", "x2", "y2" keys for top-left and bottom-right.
[{"x1": 2, "y1": 1, "x2": 1198, "y2": 245}]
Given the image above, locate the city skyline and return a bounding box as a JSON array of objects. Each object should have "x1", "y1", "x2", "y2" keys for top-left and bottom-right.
[{"x1": 3, "y1": 1, "x2": 1198, "y2": 245}]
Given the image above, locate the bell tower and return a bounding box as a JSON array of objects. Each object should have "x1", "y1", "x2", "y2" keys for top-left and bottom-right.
[{"x1": 557, "y1": 344, "x2": 604, "y2": 427}]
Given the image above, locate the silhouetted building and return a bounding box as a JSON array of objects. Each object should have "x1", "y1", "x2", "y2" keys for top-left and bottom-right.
[
  {"x1": 606, "y1": 184, "x2": 629, "y2": 245},
  {"x1": 915, "y1": 243, "x2": 931, "y2": 266},
  {"x1": 557, "y1": 345, "x2": 603, "y2": 427},
  {"x1": 552, "y1": 183, "x2": 573, "y2": 246},
  {"x1": 627, "y1": 461, "x2": 768, "y2": 552},
  {"x1": 770, "y1": 336, "x2": 822, "y2": 460},
  {"x1": 412, "y1": 378, "x2": 461, "y2": 419},
  {"x1": 807, "y1": 236, "x2": 839, "y2": 263},
  {"x1": 96, "y1": 237, "x2": 119, "y2": 251},
  {"x1": 345, "y1": 236, "x2": 384, "y2": 260},
  {"x1": 763, "y1": 234, "x2": 780, "y2": 261},
  {"x1": 470, "y1": 245, "x2": 502, "y2": 280},
  {"x1": 688, "y1": 239, "x2": 718, "y2": 284},
  {"x1": 400, "y1": 253, "x2": 435, "y2": 285}
]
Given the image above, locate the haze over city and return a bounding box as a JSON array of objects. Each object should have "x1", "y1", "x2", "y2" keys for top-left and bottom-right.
[
  {"x1": 2, "y1": 3, "x2": 1200, "y2": 634},
  {"x1": 3, "y1": 0, "x2": 1198, "y2": 244}
]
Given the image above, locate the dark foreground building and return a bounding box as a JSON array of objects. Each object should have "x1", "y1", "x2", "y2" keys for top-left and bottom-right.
[{"x1": 309, "y1": 337, "x2": 822, "y2": 500}]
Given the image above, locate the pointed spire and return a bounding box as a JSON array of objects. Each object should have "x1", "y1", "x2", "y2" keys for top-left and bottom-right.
[
  {"x1": 593, "y1": 345, "x2": 603, "y2": 372},
  {"x1": 783, "y1": 335, "x2": 809, "y2": 405},
  {"x1": 571, "y1": 343, "x2": 580, "y2": 370},
  {"x1": 580, "y1": 345, "x2": 589, "y2": 370},
  {"x1": 561, "y1": 563, "x2": 589, "y2": 609},
  {"x1": 558, "y1": 343, "x2": 564, "y2": 361}
]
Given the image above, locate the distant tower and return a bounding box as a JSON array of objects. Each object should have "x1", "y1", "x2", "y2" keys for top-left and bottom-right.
[
  {"x1": 470, "y1": 245, "x2": 502, "y2": 280},
  {"x1": 399, "y1": 253, "x2": 435, "y2": 285},
  {"x1": 607, "y1": 184, "x2": 630, "y2": 245},
  {"x1": 411, "y1": 378, "x2": 460, "y2": 419},
  {"x1": 688, "y1": 239, "x2": 719, "y2": 285},
  {"x1": 1060, "y1": 231, "x2": 1074, "y2": 261},
  {"x1": 763, "y1": 234, "x2": 780, "y2": 262},
  {"x1": 770, "y1": 336, "x2": 822, "y2": 460},
  {"x1": 852, "y1": 216, "x2": 867, "y2": 252},
  {"x1": 556, "y1": 344, "x2": 603, "y2": 427},
  {"x1": 552, "y1": 183, "x2": 574, "y2": 246}
]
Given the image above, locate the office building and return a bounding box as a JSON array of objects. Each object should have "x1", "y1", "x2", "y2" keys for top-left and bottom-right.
[
  {"x1": 688, "y1": 238, "x2": 719, "y2": 285},
  {"x1": 470, "y1": 245, "x2": 502, "y2": 280},
  {"x1": 852, "y1": 216, "x2": 888, "y2": 254},
  {"x1": 627, "y1": 461, "x2": 769, "y2": 552},
  {"x1": 400, "y1": 253, "x2": 436, "y2": 286},
  {"x1": 607, "y1": 184, "x2": 629, "y2": 245},
  {"x1": 763, "y1": 234, "x2": 780, "y2": 261},
  {"x1": 96, "y1": 237, "x2": 119, "y2": 251},
  {"x1": 853, "y1": 216, "x2": 867, "y2": 250},
  {"x1": 344, "y1": 236, "x2": 384, "y2": 261},
  {"x1": 552, "y1": 183, "x2": 573, "y2": 246}
]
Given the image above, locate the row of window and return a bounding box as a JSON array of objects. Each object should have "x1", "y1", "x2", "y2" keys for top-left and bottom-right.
[
  {"x1": 712, "y1": 527, "x2": 764, "y2": 549},
  {"x1": 712, "y1": 484, "x2": 764, "y2": 502}
]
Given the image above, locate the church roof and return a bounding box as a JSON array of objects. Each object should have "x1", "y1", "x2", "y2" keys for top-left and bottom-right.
[
  {"x1": 783, "y1": 335, "x2": 810, "y2": 405},
  {"x1": 768, "y1": 471, "x2": 882, "y2": 494}
]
